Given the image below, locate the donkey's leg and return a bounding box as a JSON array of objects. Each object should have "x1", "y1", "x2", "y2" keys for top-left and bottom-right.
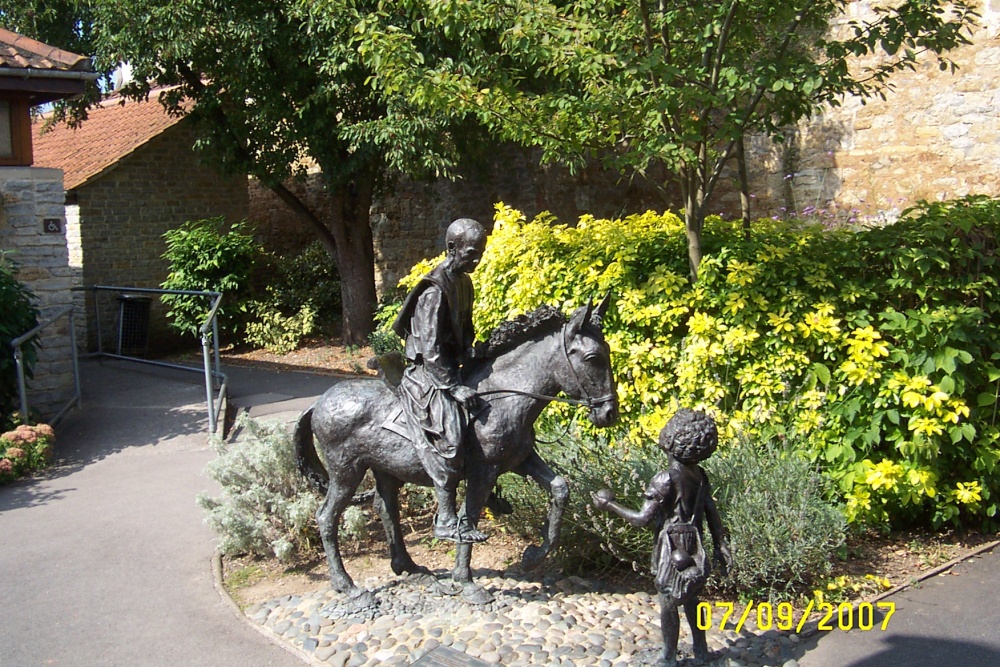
[
  {"x1": 372, "y1": 472, "x2": 431, "y2": 577},
  {"x1": 512, "y1": 450, "x2": 568, "y2": 571},
  {"x1": 317, "y1": 467, "x2": 366, "y2": 595}
]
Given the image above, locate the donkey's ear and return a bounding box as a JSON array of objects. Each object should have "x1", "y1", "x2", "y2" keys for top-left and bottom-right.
[
  {"x1": 591, "y1": 291, "x2": 612, "y2": 325},
  {"x1": 567, "y1": 300, "x2": 594, "y2": 338}
]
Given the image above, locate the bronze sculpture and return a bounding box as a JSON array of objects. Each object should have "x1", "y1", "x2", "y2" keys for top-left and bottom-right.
[
  {"x1": 593, "y1": 409, "x2": 732, "y2": 667},
  {"x1": 297, "y1": 297, "x2": 618, "y2": 603},
  {"x1": 391, "y1": 218, "x2": 489, "y2": 543}
]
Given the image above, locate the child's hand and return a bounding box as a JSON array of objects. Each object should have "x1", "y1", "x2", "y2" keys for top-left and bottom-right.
[
  {"x1": 714, "y1": 542, "x2": 733, "y2": 576},
  {"x1": 591, "y1": 489, "x2": 615, "y2": 510}
]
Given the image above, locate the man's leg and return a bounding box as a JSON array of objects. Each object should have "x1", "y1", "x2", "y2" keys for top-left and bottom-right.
[
  {"x1": 432, "y1": 482, "x2": 460, "y2": 541},
  {"x1": 412, "y1": 444, "x2": 484, "y2": 543}
]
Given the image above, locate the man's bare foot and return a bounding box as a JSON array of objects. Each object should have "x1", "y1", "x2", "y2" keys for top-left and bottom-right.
[
  {"x1": 459, "y1": 525, "x2": 489, "y2": 543},
  {"x1": 433, "y1": 523, "x2": 489, "y2": 543}
]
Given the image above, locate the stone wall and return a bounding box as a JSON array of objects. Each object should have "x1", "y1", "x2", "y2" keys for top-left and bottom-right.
[
  {"x1": 70, "y1": 120, "x2": 249, "y2": 352},
  {"x1": 249, "y1": 145, "x2": 668, "y2": 295},
  {"x1": 249, "y1": 3, "x2": 1000, "y2": 291},
  {"x1": 744, "y1": 2, "x2": 1000, "y2": 222},
  {"x1": 0, "y1": 167, "x2": 76, "y2": 421}
]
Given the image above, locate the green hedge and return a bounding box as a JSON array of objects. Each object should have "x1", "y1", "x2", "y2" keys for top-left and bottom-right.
[
  {"x1": 394, "y1": 196, "x2": 1000, "y2": 528},
  {"x1": 1, "y1": 254, "x2": 39, "y2": 430},
  {"x1": 500, "y1": 430, "x2": 846, "y2": 599}
]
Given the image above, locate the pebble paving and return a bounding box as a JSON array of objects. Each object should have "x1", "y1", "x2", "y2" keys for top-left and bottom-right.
[{"x1": 245, "y1": 571, "x2": 807, "y2": 667}]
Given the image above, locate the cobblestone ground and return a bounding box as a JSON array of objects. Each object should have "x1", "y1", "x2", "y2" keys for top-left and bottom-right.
[{"x1": 246, "y1": 572, "x2": 808, "y2": 667}]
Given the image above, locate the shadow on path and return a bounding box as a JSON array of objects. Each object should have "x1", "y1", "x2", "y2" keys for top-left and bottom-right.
[{"x1": 0, "y1": 359, "x2": 310, "y2": 667}]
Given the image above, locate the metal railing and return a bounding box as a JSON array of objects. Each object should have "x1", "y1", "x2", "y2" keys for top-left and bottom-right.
[
  {"x1": 74, "y1": 286, "x2": 228, "y2": 434},
  {"x1": 11, "y1": 305, "x2": 82, "y2": 425}
]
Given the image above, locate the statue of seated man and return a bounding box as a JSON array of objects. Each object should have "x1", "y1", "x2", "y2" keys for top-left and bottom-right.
[
  {"x1": 593, "y1": 409, "x2": 733, "y2": 667},
  {"x1": 392, "y1": 218, "x2": 489, "y2": 544}
]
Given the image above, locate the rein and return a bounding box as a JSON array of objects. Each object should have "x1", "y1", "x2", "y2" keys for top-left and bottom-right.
[
  {"x1": 474, "y1": 323, "x2": 615, "y2": 410},
  {"x1": 475, "y1": 387, "x2": 597, "y2": 408}
]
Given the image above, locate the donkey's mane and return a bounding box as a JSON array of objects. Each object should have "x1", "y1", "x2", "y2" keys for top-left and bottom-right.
[{"x1": 478, "y1": 305, "x2": 566, "y2": 359}]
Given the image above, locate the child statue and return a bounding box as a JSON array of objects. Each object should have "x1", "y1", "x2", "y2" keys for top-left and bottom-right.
[{"x1": 592, "y1": 408, "x2": 733, "y2": 666}]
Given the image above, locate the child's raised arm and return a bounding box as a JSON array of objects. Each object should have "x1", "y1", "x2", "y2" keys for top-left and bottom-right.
[{"x1": 592, "y1": 489, "x2": 659, "y2": 527}]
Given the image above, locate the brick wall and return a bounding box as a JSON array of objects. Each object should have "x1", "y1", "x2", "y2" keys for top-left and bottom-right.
[
  {"x1": 69, "y1": 120, "x2": 248, "y2": 351},
  {"x1": 0, "y1": 167, "x2": 76, "y2": 421}
]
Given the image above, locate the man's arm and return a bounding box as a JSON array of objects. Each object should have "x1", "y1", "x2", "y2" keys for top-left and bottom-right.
[
  {"x1": 411, "y1": 287, "x2": 460, "y2": 388},
  {"x1": 411, "y1": 286, "x2": 479, "y2": 408}
]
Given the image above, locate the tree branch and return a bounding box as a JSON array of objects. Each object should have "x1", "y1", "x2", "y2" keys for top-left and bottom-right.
[{"x1": 703, "y1": 0, "x2": 815, "y2": 201}]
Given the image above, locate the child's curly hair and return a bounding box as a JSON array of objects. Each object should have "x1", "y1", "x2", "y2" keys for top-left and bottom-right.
[{"x1": 658, "y1": 408, "x2": 718, "y2": 463}]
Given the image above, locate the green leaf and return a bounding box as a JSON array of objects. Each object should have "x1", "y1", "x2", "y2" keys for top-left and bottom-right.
[
  {"x1": 961, "y1": 423, "x2": 976, "y2": 441},
  {"x1": 812, "y1": 362, "x2": 831, "y2": 386}
]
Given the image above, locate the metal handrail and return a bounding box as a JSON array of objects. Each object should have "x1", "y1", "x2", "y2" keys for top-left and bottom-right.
[
  {"x1": 72, "y1": 286, "x2": 227, "y2": 434},
  {"x1": 10, "y1": 305, "x2": 81, "y2": 425}
]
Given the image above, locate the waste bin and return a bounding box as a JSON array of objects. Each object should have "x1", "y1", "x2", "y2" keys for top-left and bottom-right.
[{"x1": 117, "y1": 294, "x2": 152, "y2": 356}]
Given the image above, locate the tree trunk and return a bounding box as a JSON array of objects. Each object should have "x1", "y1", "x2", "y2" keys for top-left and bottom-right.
[
  {"x1": 682, "y1": 168, "x2": 705, "y2": 283},
  {"x1": 736, "y1": 134, "x2": 751, "y2": 239},
  {"x1": 328, "y1": 174, "x2": 377, "y2": 346},
  {"x1": 685, "y1": 212, "x2": 704, "y2": 283},
  {"x1": 265, "y1": 177, "x2": 377, "y2": 345}
]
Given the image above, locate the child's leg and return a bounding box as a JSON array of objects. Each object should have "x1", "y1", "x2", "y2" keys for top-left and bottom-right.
[
  {"x1": 683, "y1": 597, "x2": 710, "y2": 661},
  {"x1": 658, "y1": 592, "x2": 680, "y2": 667}
]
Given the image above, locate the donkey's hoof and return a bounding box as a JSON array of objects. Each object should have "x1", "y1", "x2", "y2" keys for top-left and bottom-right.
[
  {"x1": 461, "y1": 582, "x2": 494, "y2": 605},
  {"x1": 521, "y1": 544, "x2": 547, "y2": 570},
  {"x1": 344, "y1": 588, "x2": 377, "y2": 611},
  {"x1": 392, "y1": 560, "x2": 433, "y2": 577},
  {"x1": 432, "y1": 578, "x2": 463, "y2": 596},
  {"x1": 404, "y1": 570, "x2": 438, "y2": 587}
]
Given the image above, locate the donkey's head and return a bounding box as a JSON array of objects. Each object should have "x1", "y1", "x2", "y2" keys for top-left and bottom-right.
[{"x1": 562, "y1": 293, "x2": 619, "y2": 427}]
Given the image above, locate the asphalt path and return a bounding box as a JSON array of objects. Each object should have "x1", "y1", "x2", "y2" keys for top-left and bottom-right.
[
  {"x1": 796, "y1": 544, "x2": 1000, "y2": 667},
  {"x1": 0, "y1": 360, "x2": 334, "y2": 667},
  {"x1": 3, "y1": 358, "x2": 997, "y2": 667}
]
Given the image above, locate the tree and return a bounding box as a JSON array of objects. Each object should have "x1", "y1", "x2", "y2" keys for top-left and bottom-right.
[
  {"x1": 355, "y1": 0, "x2": 979, "y2": 280},
  {"x1": 0, "y1": 1, "x2": 112, "y2": 124},
  {"x1": 5, "y1": 0, "x2": 480, "y2": 344}
]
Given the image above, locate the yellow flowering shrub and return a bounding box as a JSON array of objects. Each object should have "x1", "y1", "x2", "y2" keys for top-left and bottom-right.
[{"x1": 388, "y1": 196, "x2": 1000, "y2": 528}]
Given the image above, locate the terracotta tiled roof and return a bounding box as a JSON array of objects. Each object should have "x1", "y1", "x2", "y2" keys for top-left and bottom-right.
[
  {"x1": 0, "y1": 27, "x2": 92, "y2": 71},
  {"x1": 32, "y1": 91, "x2": 188, "y2": 191}
]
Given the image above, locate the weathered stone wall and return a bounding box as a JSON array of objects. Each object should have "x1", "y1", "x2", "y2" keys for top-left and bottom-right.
[
  {"x1": 744, "y1": 2, "x2": 1000, "y2": 222},
  {"x1": 249, "y1": 145, "x2": 667, "y2": 295},
  {"x1": 249, "y1": 3, "x2": 1000, "y2": 291},
  {"x1": 70, "y1": 120, "x2": 249, "y2": 352},
  {"x1": 0, "y1": 167, "x2": 76, "y2": 421}
]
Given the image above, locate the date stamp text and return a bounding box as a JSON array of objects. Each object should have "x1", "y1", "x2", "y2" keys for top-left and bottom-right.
[{"x1": 696, "y1": 601, "x2": 896, "y2": 633}]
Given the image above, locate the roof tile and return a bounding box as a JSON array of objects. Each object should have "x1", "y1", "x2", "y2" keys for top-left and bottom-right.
[
  {"x1": 0, "y1": 27, "x2": 92, "y2": 71},
  {"x1": 32, "y1": 91, "x2": 188, "y2": 191}
]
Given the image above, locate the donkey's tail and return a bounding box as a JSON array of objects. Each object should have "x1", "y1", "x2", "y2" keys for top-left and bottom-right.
[{"x1": 295, "y1": 407, "x2": 329, "y2": 495}]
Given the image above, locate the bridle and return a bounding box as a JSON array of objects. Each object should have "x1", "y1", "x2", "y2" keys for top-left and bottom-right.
[{"x1": 476, "y1": 322, "x2": 616, "y2": 410}]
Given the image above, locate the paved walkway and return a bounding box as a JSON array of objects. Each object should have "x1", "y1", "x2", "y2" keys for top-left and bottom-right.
[
  {"x1": 0, "y1": 359, "x2": 336, "y2": 667},
  {"x1": 798, "y1": 545, "x2": 1000, "y2": 667},
  {"x1": 2, "y1": 359, "x2": 997, "y2": 667}
]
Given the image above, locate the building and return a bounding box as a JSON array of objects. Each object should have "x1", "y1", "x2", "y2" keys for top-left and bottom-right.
[{"x1": 0, "y1": 28, "x2": 97, "y2": 419}]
